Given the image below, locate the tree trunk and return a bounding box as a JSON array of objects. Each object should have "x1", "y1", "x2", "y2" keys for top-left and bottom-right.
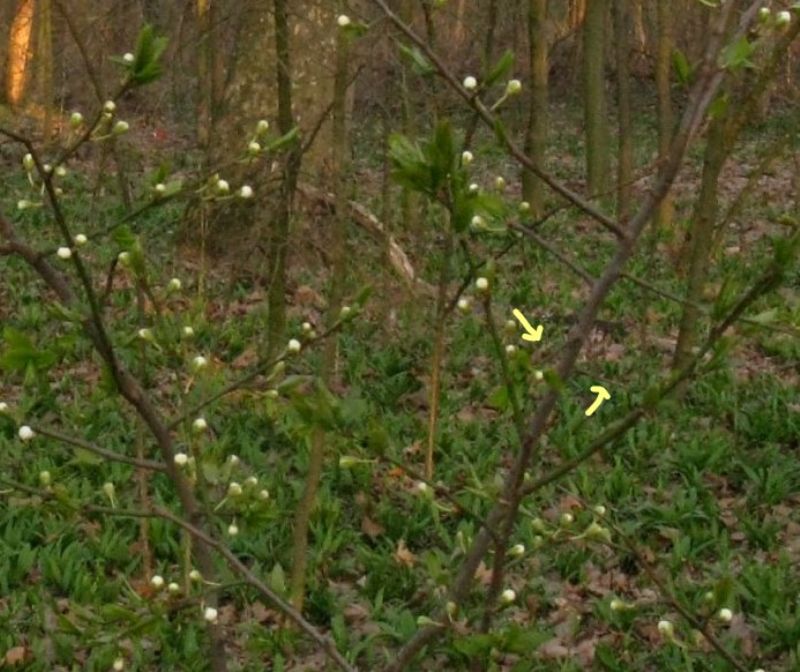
[
  {"x1": 614, "y1": 0, "x2": 632, "y2": 220},
  {"x1": 288, "y1": 3, "x2": 351, "y2": 612},
  {"x1": 522, "y1": 0, "x2": 548, "y2": 217},
  {"x1": 6, "y1": 0, "x2": 36, "y2": 107},
  {"x1": 654, "y1": 0, "x2": 674, "y2": 229},
  {"x1": 582, "y1": 0, "x2": 609, "y2": 198}
]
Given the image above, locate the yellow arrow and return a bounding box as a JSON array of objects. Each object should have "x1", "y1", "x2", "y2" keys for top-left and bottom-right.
[
  {"x1": 585, "y1": 385, "x2": 611, "y2": 416},
  {"x1": 512, "y1": 308, "x2": 543, "y2": 342}
]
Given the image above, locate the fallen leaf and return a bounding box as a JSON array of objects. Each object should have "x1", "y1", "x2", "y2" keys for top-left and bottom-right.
[
  {"x1": 393, "y1": 539, "x2": 417, "y2": 568},
  {"x1": 361, "y1": 515, "x2": 384, "y2": 539},
  {"x1": 5, "y1": 646, "x2": 27, "y2": 666}
]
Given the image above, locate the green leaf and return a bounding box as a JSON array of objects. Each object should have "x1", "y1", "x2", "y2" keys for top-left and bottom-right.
[
  {"x1": 267, "y1": 127, "x2": 300, "y2": 152},
  {"x1": 720, "y1": 36, "x2": 756, "y2": 71},
  {"x1": 269, "y1": 563, "x2": 287, "y2": 595},
  {"x1": 130, "y1": 25, "x2": 169, "y2": 85},
  {"x1": 672, "y1": 49, "x2": 692, "y2": 85},
  {"x1": 398, "y1": 43, "x2": 435, "y2": 76},
  {"x1": 0, "y1": 328, "x2": 58, "y2": 372},
  {"x1": 484, "y1": 50, "x2": 515, "y2": 87}
]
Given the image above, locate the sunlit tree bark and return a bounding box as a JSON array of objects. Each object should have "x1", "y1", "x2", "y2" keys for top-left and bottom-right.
[
  {"x1": 582, "y1": 0, "x2": 610, "y2": 198},
  {"x1": 6, "y1": 0, "x2": 36, "y2": 107},
  {"x1": 522, "y1": 0, "x2": 548, "y2": 217}
]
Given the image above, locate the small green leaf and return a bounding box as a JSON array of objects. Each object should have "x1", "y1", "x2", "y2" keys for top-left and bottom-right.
[
  {"x1": 672, "y1": 49, "x2": 692, "y2": 85},
  {"x1": 398, "y1": 43, "x2": 435, "y2": 76},
  {"x1": 484, "y1": 50, "x2": 515, "y2": 87}
]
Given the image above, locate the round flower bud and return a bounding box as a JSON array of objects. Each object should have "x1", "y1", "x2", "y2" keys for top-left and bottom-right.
[
  {"x1": 228, "y1": 482, "x2": 243, "y2": 497},
  {"x1": 505, "y1": 344, "x2": 517, "y2": 355},
  {"x1": 189, "y1": 569, "x2": 202, "y2": 582},
  {"x1": 475, "y1": 277, "x2": 489, "y2": 292},
  {"x1": 776, "y1": 10, "x2": 791, "y2": 26},
  {"x1": 74, "y1": 233, "x2": 88, "y2": 246},
  {"x1": 758, "y1": 7, "x2": 771, "y2": 22},
  {"x1": 509, "y1": 543, "x2": 525, "y2": 557},
  {"x1": 22, "y1": 153, "x2": 34, "y2": 171},
  {"x1": 138, "y1": 328, "x2": 154, "y2": 341},
  {"x1": 457, "y1": 297, "x2": 471, "y2": 313},
  {"x1": 239, "y1": 185, "x2": 254, "y2": 199},
  {"x1": 339, "y1": 455, "x2": 360, "y2": 468},
  {"x1": 228, "y1": 454, "x2": 240, "y2": 466},
  {"x1": 461, "y1": 150, "x2": 474, "y2": 165},
  {"x1": 519, "y1": 201, "x2": 531, "y2": 213},
  {"x1": 560, "y1": 512, "x2": 574, "y2": 526},
  {"x1": 192, "y1": 417, "x2": 208, "y2": 433},
  {"x1": 594, "y1": 504, "x2": 606, "y2": 516},
  {"x1": 112, "y1": 120, "x2": 130, "y2": 135},
  {"x1": 150, "y1": 574, "x2": 165, "y2": 589},
  {"x1": 113, "y1": 658, "x2": 125, "y2": 671},
  {"x1": 718, "y1": 608, "x2": 733, "y2": 623},
  {"x1": 227, "y1": 523, "x2": 239, "y2": 536},
  {"x1": 215, "y1": 179, "x2": 230, "y2": 194},
  {"x1": 43, "y1": 164, "x2": 53, "y2": 174},
  {"x1": 182, "y1": 326, "x2": 195, "y2": 339},
  {"x1": 102, "y1": 482, "x2": 115, "y2": 498},
  {"x1": 657, "y1": 619, "x2": 674, "y2": 638},
  {"x1": 505, "y1": 79, "x2": 522, "y2": 96},
  {"x1": 610, "y1": 599, "x2": 625, "y2": 611},
  {"x1": 337, "y1": 14, "x2": 351, "y2": 27},
  {"x1": 192, "y1": 355, "x2": 208, "y2": 371},
  {"x1": 203, "y1": 606, "x2": 218, "y2": 623},
  {"x1": 415, "y1": 481, "x2": 429, "y2": 494},
  {"x1": 39, "y1": 470, "x2": 51, "y2": 486},
  {"x1": 287, "y1": 339, "x2": 301, "y2": 354},
  {"x1": 340, "y1": 305, "x2": 352, "y2": 318},
  {"x1": 500, "y1": 588, "x2": 516, "y2": 604},
  {"x1": 258, "y1": 489, "x2": 270, "y2": 501},
  {"x1": 534, "y1": 370, "x2": 544, "y2": 381},
  {"x1": 70, "y1": 111, "x2": 84, "y2": 128},
  {"x1": 103, "y1": 100, "x2": 116, "y2": 114},
  {"x1": 123, "y1": 52, "x2": 135, "y2": 64},
  {"x1": 463, "y1": 76, "x2": 478, "y2": 91},
  {"x1": 18, "y1": 426, "x2": 35, "y2": 441},
  {"x1": 153, "y1": 183, "x2": 167, "y2": 197},
  {"x1": 256, "y1": 119, "x2": 270, "y2": 135},
  {"x1": 168, "y1": 277, "x2": 182, "y2": 292},
  {"x1": 494, "y1": 176, "x2": 506, "y2": 192},
  {"x1": 265, "y1": 389, "x2": 279, "y2": 399},
  {"x1": 245, "y1": 476, "x2": 258, "y2": 487},
  {"x1": 468, "y1": 183, "x2": 479, "y2": 194},
  {"x1": 118, "y1": 251, "x2": 131, "y2": 266},
  {"x1": 0, "y1": 402, "x2": 8, "y2": 413},
  {"x1": 57, "y1": 247, "x2": 73, "y2": 260},
  {"x1": 17, "y1": 200, "x2": 32, "y2": 211},
  {"x1": 446, "y1": 601, "x2": 458, "y2": 618},
  {"x1": 247, "y1": 141, "x2": 261, "y2": 156},
  {"x1": 167, "y1": 582, "x2": 180, "y2": 594},
  {"x1": 174, "y1": 452, "x2": 189, "y2": 467}
]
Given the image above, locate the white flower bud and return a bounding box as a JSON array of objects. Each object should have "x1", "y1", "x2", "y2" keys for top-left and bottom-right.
[
  {"x1": 657, "y1": 619, "x2": 674, "y2": 638},
  {"x1": 0, "y1": 402, "x2": 8, "y2": 413},
  {"x1": 168, "y1": 277, "x2": 182, "y2": 292},
  {"x1": 102, "y1": 482, "x2": 115, "y2": 498},
  {"x1": 103, "y1": 100, "x2": 116, "y2": 113},
  {"x1": 57, "y1": 247, "x2": 73, "y2": 260},
  {"x1": 468, "y1": 183, "x2": 479, "y2": 194},
  {"x1": 258, "y1": 489, "x2": 270, "y2": 501},
  {"x1": 519, "y1": 201, "x2": 530, "y2": 213},
  {"x1": 505, "y1": 344, "x2": 517, "y2": 355},
  {"x1": 150, "y1": 574, "x2": 165, "y2": 589},
  {"x1": 189, "y1": 569, "x2": 202, "y2": 582},
  {"x1": 182, "y1": 326, "x2": 195, "y2": 339},
  {"x1": 167, "y1": 582, "x2": 180, "y2": 594},
  {"x1": 758, "y1": 7, "x2": 771, "y2": 22},
  {"x1": 287, "y1": 339, "x2": 301, "y2": 354},
  {"x1": 70, "y1": 111, "x2": 84, "y2": 128},
  {"x1": 39, "y1": 470, "x2": 51, "y2": 486},
  {"x1": 509, "y1": 543, "x2": 525, "y2": 557},
  {"x1": 17, "y1": 200, "x2": 32, "y2": 211},
  {"x1": 457, "y1": 297, "x2": 471, "y2": 313},
  {"x1": 463, "y1": 76, "x2": 478, "y2": 91},
  {"x1": 239, "y1": 185, "x2": 254, "y2": 199},
  {"x1": 256, "y1": 119, "x2": 270, "y2": 134},
  {"x1": 718, "y1": 608, "x2": 733, "y2": 623},
  {"x1": 228, "y1": 454, "x2": 240, "y2": 466},
  {"x1": 415, "y1": 481, "x2": 429, "y2": 494},
  {"x1": 337, "y1": 14, "x2": 351, "y2": 27},
  {"x1": 500, "y1": 588, "x2": 516, "y2": 604},
  {"x1": 610, "y1": 599, "x2": 625, "y2": 611},
  {"x1": 138, "y1": 328, "x2": 154, "y2": 341},
  {"x1": 247, "y1": 141, "x2": 261, "y2": 156},
  {"x1": 215, "y1": 179, "x2": 230, "y2": 194},
  {"x1": 461, "y1": 150, "x2": 474, "y2": 165},
  {"x1": 18, "y1": 426, "x2": 35, "y2": 441},
  {"x1": 475, "y1": 277, "x2": 489, "y2": 292},
  {"x1": 340, "y1": 305, "x2": 352, "y2": 318},
  {"x1": 470, "y1": 215, "x2": 485, "y2": 230},
  {"x1": 227, "y1": 523, "x2": 239, "y2": 536},
  {"x1": 192, "y1": 417, "x2": 208, "y2": 433},
  {"x1": 192, "y1": 355, "x2": 208, "y2": 371},
  {"x1": 560, "y1": 512, "x2": 574, "y2": 526},
  {"x1": 446, "y1": 601, "x2": 458, "y2": 618},
  {"x1": 22, "y1": 153, "x2": 34, "y2": 171},
  {"x1": 594, "y1": 504, "x2": 607, "y2": 516},
  {"x1": 74, "y1": 233, "x2": 88, "y2": 246},
  {"x1": 776, "y1": 11, "x2": 791, "y2": 26},
  {"x1": 505, "y1": 79, "x2": 522, "y2": 96},
  {"x1": 228, "y1": 482, "x2": 243, "y2": 497},
  {"x1": 123, "y1": 52, "x2": 135, "y2": 64},
  {"x1": 43, "y1": 164, "x2": 52, "y2": 174},
  {"x1": 245, "y1": 476, "x2": 258, "y2": 487},
  {"x1": 534, "y1": 370, "x2": 544, "y2": 381},
  {"x1": 495, "y1": 176, "x2": 506, "y2": 192},
  {"x1": 174, "y1": 452, "x2": 189, "y2": 466},
  {"x1": 153, "y1": 183, "x2": 167, "y2": 197},
  {"x1": 113, "y1": 658, "x2": 125, "y2": 671},
  {"x1": 117, "y1": 251, "x2": 131, "y2": 266},
  {"x1": 113, "y1": 120, "x2": 129, "y2": 135},
  {"x1": 54, "y1": 165, "x2": 67, "y2": 178},
  {"x1": 203, "y1": 606, "x2": 218, "y2": 623}
]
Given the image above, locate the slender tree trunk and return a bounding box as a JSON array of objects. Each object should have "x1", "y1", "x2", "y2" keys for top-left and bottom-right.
[
  {"x1": 522, "y1": 0, "x2": 548, "y2": 217},
  {"x1": 267, "y1": 0, "x2": 300, "y2": 357},
  {"x1": 6, "y1": 0, "x2": 35, "y2": 107},
  {"x1": 582, "y1": 0, "x2": 609, "y2": 198},
  {"x1": 614, "y1": 0, "x2": 632, "y2": 220},
  {"x1": 289, "y1": 7, "x2": 351, "y2": 612},
  {"x1": 37, "y1": 0, "x2": 53, "y2": 137},
  {"x1": 654, "y1": 0, "x2": 674, "y2": 229},
  {"x1": 196, "y1": 0, "x2": 212, "y2": 150}
]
